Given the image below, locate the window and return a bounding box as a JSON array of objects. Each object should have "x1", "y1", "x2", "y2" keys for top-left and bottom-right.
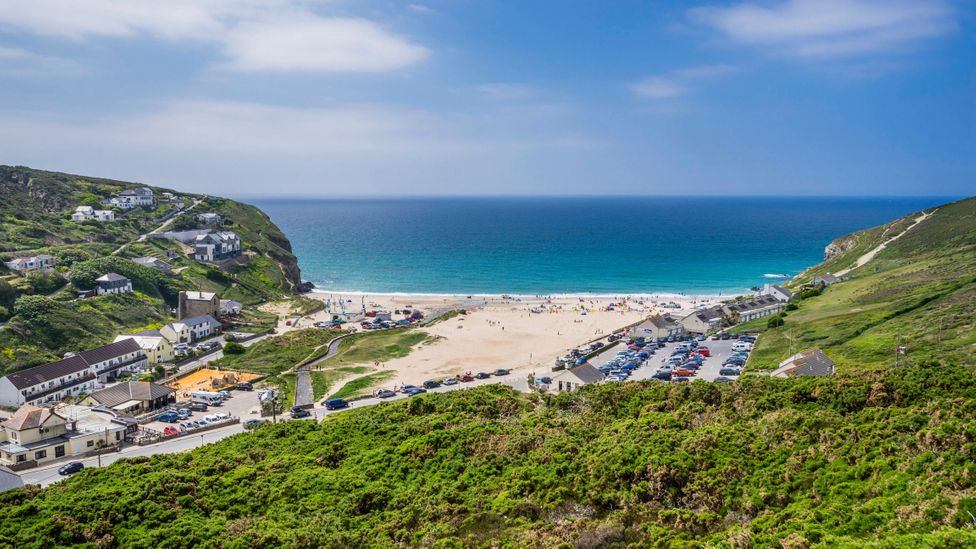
[
  {"x1": 87, "y1": 440, "x2": 94, "y2": 448},
  {"x1": 16, "y1": 454, "x2": 26, "y2": 463},
  {"x1": 34, "y1": 450, "x2": 46, "y2": 460},
  {"x1": 55, "y1": 445, "x2": 65, "y2": 458}
]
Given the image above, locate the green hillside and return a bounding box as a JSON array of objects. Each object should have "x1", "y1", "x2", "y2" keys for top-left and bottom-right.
[
  {"x1": 745, "y1": 196, "x2": 976, "y2": 372},
  {"x1": 3, "y1": 368, "x2": 976, "y2": 547},
  {"x1": 0, "y1": 166, "x2": 305, "y2": 373}
]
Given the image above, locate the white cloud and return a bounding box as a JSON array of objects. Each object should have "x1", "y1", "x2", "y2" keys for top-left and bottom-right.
[
  {"x1": 631, "y1": 64, "x2": 736, "y2": 99},
  {"x1": 0, "y1": 0, "x2": 428, "y2": 72},
  {"x1": 691, "y1": 0, "x2": 955, "y2": 58}
]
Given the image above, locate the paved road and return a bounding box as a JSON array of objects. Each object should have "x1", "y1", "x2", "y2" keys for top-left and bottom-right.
[{"x1": 294, "y1": 333, "x2": 351, "y2": 407}]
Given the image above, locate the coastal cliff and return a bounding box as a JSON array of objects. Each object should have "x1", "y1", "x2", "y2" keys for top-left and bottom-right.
[{"x1": 0, "y1": 165, "x2": 304, "y2": 373}]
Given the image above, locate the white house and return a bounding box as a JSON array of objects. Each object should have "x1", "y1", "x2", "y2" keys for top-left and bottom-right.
[
  {"x1": 723, "y1": 295, "x2": 786, "y2": 324},
  {"x1": 4, "y1": 254, "x2": 55, "y2": 274},
  {"x1": 759, "y1": 284, "x2": 794, "y2": 302},
  {"x1": 547, "y1": 364, "x2": 605, "y2": 393},
  {"x1": 161, "y1": 315, "x2": 221, "y2": 344},
  {"x1": 71, "y1": 206, "x2": 115, "y2": 222},
  {"x1": 94, "y1": 273, "x2": 132, "y2": 295},
  {"x1": 75, "y1": 338, "x2": 149, "y2": 384},
  {"x1": 193, "y1": 231, "x2": 242, "y2": 262},
  {"x1": 196, "y1": 212, "x2": 221, "y2": 224},
  {"x1": 628, "y1": 314, "x2": 684, "y2": 340},
  {"x1": 113, "y1": 187, "x2": 155, "y2": 208}
]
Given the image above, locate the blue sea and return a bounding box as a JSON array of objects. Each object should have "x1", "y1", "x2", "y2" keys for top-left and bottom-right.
[{"x1": 249, "y1": 197, "x2": 950, "y2": 296}]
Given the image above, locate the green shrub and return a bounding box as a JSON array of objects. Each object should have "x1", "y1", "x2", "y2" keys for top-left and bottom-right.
[
  {"x1": 785, "y1": 302, "x2": 798, "y2": 311},
  {"x1": 223, "y1": 341, "x2": 246, "y2": 355},
  {"x1": 767, "y1": 316, "x2": 785, "y2": 328}
]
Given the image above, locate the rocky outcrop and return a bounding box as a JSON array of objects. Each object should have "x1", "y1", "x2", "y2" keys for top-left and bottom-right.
[{"x1": 824, "y1": 234, "x2": 857, "y2": 262}]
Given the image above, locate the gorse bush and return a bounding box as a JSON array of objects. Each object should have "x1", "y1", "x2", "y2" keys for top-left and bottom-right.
[{"x1": 3, "y1": 364, "x2": 976, "y2": 547}]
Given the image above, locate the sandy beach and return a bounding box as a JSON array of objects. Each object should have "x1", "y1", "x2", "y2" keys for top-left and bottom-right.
[{"x1": 299, "y1": 292, "x2": 727, "y2": 387}]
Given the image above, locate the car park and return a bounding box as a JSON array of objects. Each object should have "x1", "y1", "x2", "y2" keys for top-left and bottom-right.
[{"x1": 325, "y1": 398, "x2": 350, "y2": 410}]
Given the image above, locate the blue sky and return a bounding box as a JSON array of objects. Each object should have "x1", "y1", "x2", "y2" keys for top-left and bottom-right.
[{"x1": 0, "y1": 0, "x2": 972, "y2": 196}]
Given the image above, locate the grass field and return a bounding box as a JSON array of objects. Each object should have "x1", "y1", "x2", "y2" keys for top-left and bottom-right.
[
  {"x1": 320, "y1": 328, "x2": 434, "y2": 367},
  {"x1": 328, "y1": 371, "x2": 397, "y2": 400},
  {"x1": 310, "y1": 366, "x2": 372, "y2": 400}
]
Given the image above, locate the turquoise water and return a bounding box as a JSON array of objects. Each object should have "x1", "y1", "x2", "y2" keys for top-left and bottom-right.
[{"x1": 250, "y1": 197, "x2": 949, "y2": 296}]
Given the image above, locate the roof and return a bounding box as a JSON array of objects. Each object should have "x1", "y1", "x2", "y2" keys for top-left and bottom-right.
[
  {"x1": 119, "y1": 187, "x2": 153, "y2": 196},
  {"x1": 0, "y1": 404, "x2": 65, "y2": 431},
  {"x1": 95, "y1": 272, "x2": 129, "y2": 283},
  {"x1": 728, "y1": 295, "x2": 783, "y2": 313},
  {"x1": 4, "y1": 355, "x2": 92, "y2": 389},
  {"x1": 552, "y1": 363, "x2": 605, "y2": 385},
  {"x1": 771, "y1": 348, "x2": 836, "y2": 377},
  {"x1": 132, "y1": 257, "x2": 170, "y2": 267},
  {"x1": 78, "y1": 338, "x2": 142, "y2": 365},
  {"x1": 182, "y1": 315, "x2": 220, "y2": 328},
  {"x1": 0, "y1": 466, "x2": 23, "y2": 493},
  {"x1": 817, "y1": 273, "x2": 839, "y2": 284},
  {"x1": 183, "y1": 291, "x2": 217, "y2": 301},
  {"x1": 114, "y1": 334, "x2": 167, "y2": 350},
  {"x1": 88, "y1": 382, "x2": 175, "y2": 408}
]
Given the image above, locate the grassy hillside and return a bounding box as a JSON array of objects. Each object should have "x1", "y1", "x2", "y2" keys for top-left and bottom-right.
[
  {"x1": 0, "y1": 165, "x2": 306, "y2": 374},
  {"x1": 747, "y1": 196, "x2": 976, "y2": 372},
  {"x1": 4, "y1": 366, "x2": 976, "y2": 547}
]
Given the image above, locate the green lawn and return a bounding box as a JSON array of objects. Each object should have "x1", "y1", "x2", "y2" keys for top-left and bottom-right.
[{"x1": 310, "y1": 366, "x2": 372, "y2": 400}]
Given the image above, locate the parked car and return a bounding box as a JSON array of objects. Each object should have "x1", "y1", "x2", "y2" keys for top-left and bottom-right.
[
  {"x1": 442, "y1": 377, "x2": 459, "y2": 386},
  {"x1": 719, "y1": 367, "x2": 741, "y2": 376},
  {"x1": 236, "y1": 382, "x2": 253, "y2": 391},
  {"x1": 290, "y1": 406, "x2": 312, "y2": 418},
  {"x1": 190, "y1": 402, "x2": 208, "y2": 412},
  {"x1": 493, "y1": 369, "x2": 510, "y2": 376},
  {"x1": 157, "y1": 411, "x2": 180, "y2": 423},
  {"x1": 180, "y1": 421, "x2": 195, "y2": 431},
  {"x1": 536, "y1": 376, "x2": 553, "y2": 384},
  {"x1": 58, "y1": 462, "x2": 85, "y2": 476},
  {"x1": 405, "y1": 387, "x2": 427, "y2": 397},
  {"x1": 695, "y1": 347, "x2": 711, "y2": 357},
  {"x1": 673, "y1": 368, "x2": 695, "y2": 377},
  {"x1": 400, "y1": 385, "x2": 420, "y2": 394},
  {"x1": 176, "y1": 409, "x2": 190, "y2": 420},
  {"x1": 458, "y1": 374, "x2": 475, "y2": 382},
  {"x1": 423, "y1": 379, "x2": 442, "y2": 389},
  {"x1": 672, "y1": 376, "x2": 690, "y2": 383},
  {"x1": 474, "y1": 372, "x2": 491, "y2": 379},
  {"x1": 714, "y1": 376, "x2": 736, "y2": 383},
  {"x1": 325, "y1": 398, "x2": 350, "y2": 410},
  {"x1": 652, "y1": 370, "x2": 672, "y2": 381},
  {"x1": 375, "y1": 389, "x2": 396, "y2": 398},
  {"x1": 162, "y1": 426, "x2": 180, "y2": 436},
  {"x1": 242, "y1": 419, "x2": 265, "y2": 430}
]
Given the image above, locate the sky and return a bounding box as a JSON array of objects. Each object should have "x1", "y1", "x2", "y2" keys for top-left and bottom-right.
[{"x1": 0, "y1": 0, "x2": 973, "y2": 197}]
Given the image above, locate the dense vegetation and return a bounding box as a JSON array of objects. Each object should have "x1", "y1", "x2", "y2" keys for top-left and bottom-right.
[
  {"x1": 0, "y1": 165, "x2": 306, "y2": 374},
  {"x1": 3, "y1": 364, "x2": 976, "y2": 547},
  {"x1": 745, "y1": 196, "x2": 976, "y2": 373}
]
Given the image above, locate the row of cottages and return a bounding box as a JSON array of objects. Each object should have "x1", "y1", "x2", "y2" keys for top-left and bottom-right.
[
  {"x1": 160, "y1": 315, "x2": 221, "y2": 345},
  {"x1": 3, "y1": 254, "x2": 55, "y2": 274},
  {"x1": 723, "y1": 295, "x2": 786, "y2": 323},
  {"x1": 627, "y1": 314, "x2": 684, "y2": 340},
  {"x1": 131, "y1": 256, "x2": 173, "y2": 274},
  {"x1": 0, "y1": 339, "x2": 149, "y2": 407},
  {"x1": 0, "y1": 405, "x2": 127, "y2": 468},
  {"x1": 71, "y1": 206, "x2": 115, "y2": 222},
  {"x1": 193, "y1": 231, "x2": 242, "y2": 262},
  {"x1": 107, "y1": 187, "x2": 155, "y2": 209}
]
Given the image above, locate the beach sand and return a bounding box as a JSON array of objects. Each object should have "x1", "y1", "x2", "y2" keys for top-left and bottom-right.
[{"x1": 300, "y1": 292, "x2": 724, "y2": 387}]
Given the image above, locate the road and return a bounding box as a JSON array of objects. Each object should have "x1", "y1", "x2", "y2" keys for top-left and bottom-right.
[{"x1": 294, "y1": 333, "x2": 352, "y2": 407}]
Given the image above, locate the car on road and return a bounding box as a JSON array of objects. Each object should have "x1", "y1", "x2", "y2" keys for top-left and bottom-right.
[
  {"x1": 325, "y1": 398, "x2": 350, "y2": 410},
  {"x1": 474, "y1": 372, "x2": 491, "y2": 379},
  {"x1": 290, "y1": 406, "x2": 312, "y2": 418},
  {"x1": 400, "y1": 385, "x2": 420, "y2": 394},
  {"x1": 375, "y1": 389, "x2": 396, "y2": 398},
  {"x1": 423, "y1": 379, "x2": 442, "y2": 389},
  {"x1": 242, "y1": 419, "x2": 266, "y2": 430},
  {"x1": 236, "y1": 382, "x2": 253, "y2": 391},
  {"x1": 405, "y1": 387, "x2": 427, "y2": 397},
  {"x1": 162, "y1": 426, "x2": 180, "y2": 436},
  {"x1": 458, "y1": 374, "x2": 475, "y2": 382},
  {"x1": 442, "y1": 377, "x2": 459, "y2": 386},
  {"x1": 58, "y1": 462, "x2": 84, "y2": 476},
  {"x1": 493, "y1": 369, "x2": 510, "y2": 376}
]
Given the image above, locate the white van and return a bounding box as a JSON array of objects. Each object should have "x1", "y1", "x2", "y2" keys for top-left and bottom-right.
[
  {"x1": 191, "y1": 391, "x2": 224, "y2": 406},
  {"x1": 732, "y1": 342, "x2": 753, "y2": 352}
]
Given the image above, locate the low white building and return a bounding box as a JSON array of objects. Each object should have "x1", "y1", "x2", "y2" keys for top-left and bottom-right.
[
  {"x1": 723, "y1": 295, "x2": 786, "y2": 323},
  {"x1": 113, "y1": 187, "x2": 155, "y2": 208},
  {"x1": 131, "y1": 257, "x2": 172, "y2": 274},
  {"x1": 628, "y1": 314, "x2": 684, "y2": 340},
  {"x1": 547, "y1": 364, "x2": 605, "y2": 393},
  {"x1": 197, "y1": 212, "x2": 221, "y2": 224},
  {"x1": 71, "y1": 205, "x2": 115, "y2": 222},
  {"x1": 4, "y1": 254, "x2": 55, "y2": 274},
  {"x1": 759, "y1": 284, "x2": 794, "y2": 302},
  {"x1": 219, "y1": 299, "x2": 243, "y2": 316}
]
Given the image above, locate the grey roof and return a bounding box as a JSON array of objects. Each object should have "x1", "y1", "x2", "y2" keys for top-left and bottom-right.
[
  {"x1": 182, "y1": 315, "x2": 220, "y2": 328},
  {"x1": 773, "y1": 348, "x2": 836, "y2": 377},
  {"x1": 95, "y1": 272, "x2": 129, "y2": 283},
  {"x1": 0, "y1": 466, "x2": 23, "y2": 493},
  {"x1": 78, "y1": 338, "x2": 141, "y2": 365},
  {"x1": 134, "y1": 330, "x2": 164, "y2": 337},
  {"x1": 554, "y1": 363, "x2": 605, "y2": 385},
  {"x1": 88, "y1": 382, "x2": 175, "y2": 408},
  {"x1": 0, "y1": 405, "x2": 65, "y2": 431},
  {"x1": 728, "y1": 295, "x2": 783, "y2": 313},
  {"x1": 4, "y1": 355, "x2": 91, "y2": 389}
]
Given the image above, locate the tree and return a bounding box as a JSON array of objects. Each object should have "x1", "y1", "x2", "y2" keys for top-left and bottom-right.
[
  {"x1": 767, "y1": 316, "x2": 785, "y2": 328},
  {"x1": 223, "y1": 341, "x2": 246, "y2": 355}
]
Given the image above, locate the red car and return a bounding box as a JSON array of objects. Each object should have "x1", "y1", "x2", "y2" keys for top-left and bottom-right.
[
  {"x1": 696, "y1": 347, "x2": 711, "y2": 357},
  {"x1": 458, "y1": 374, "x2": 475, "y2": 382},
  {"x1": 162, "y1": 426, "x2": 180, "y2": 436},
  {"x1": 673, "y1": 368, "x2": 695, "y2": 377}
]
